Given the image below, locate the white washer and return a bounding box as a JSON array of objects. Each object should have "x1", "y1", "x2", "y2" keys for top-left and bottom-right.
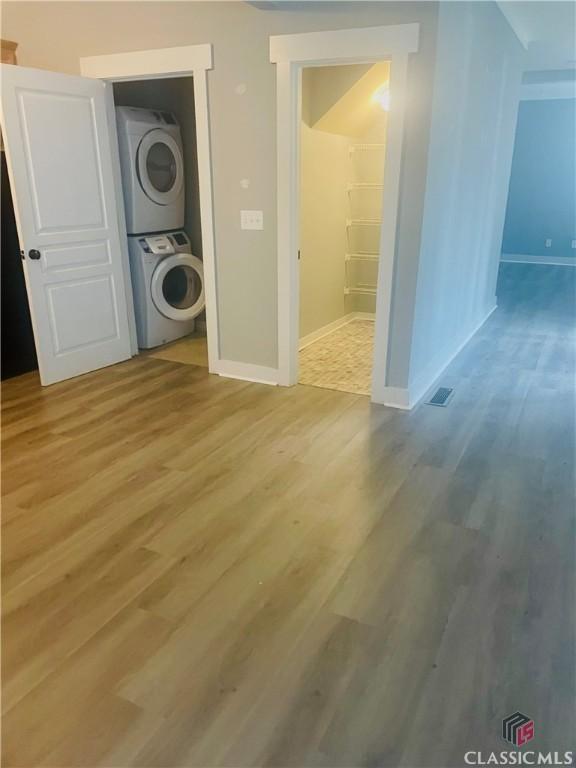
[
  {"x1": 116, "y1": 106, "x2": 185, "y2": 235},
  {"x1": 128, "y1": 231, "x2": 205, "y2": 349}
]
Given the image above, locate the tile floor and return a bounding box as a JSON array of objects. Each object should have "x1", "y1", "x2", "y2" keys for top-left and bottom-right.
[{"x1": 299, "y1": 319, "x2": 374, "y2": 395}]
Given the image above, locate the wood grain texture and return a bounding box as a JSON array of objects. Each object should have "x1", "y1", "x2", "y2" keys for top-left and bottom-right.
[
  {"x1": 0, "y1": 39, "x2": 18, "y2": 65},
  {"x1": 2, "y1": 263, "x2": 575, "y2": 767}
]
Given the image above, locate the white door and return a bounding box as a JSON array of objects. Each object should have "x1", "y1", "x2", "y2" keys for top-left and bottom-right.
[{"x1": 0, "y1": 64, "x2": 133, "y2": 385}]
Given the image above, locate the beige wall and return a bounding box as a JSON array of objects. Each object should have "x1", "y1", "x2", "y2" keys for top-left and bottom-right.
[
  {"x1": 1, "y1": 1, "x2": 439, "y2": 383},
  {"x1": 303, "y1": 63, "x2": 372, "y2": 129},
  {"x1": 299, "y1": 62, "x2": 390, "y2": 338},
  {"x1": 299, "y1": 120, "x2": 349, "y2": 339},
  {"x1": 112, "y1": 77, "x2": 203, "y2": 257}
]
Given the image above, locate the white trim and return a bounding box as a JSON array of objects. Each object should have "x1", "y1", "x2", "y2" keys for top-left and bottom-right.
[
  {"x1": 299, "y1": 312, "x2": 375, "y2": 351},
  {"x1": 378, "y1": 386, "x2": 411, "y2": 410},
  {"x1": 376, "y1": 306, "x2": 497, "y2": 411},
  {"x1": 215, "y1": 360, "x2": 279, "y2": 386},
  {"x1": 80, "y1": 44, "x2": 221, "y2": 376},
  {"x1": 270, "y1": 23, "x2": 419, "y2": 63},
  {"x1": 192, "y1": 68, "x2": 219, "y2": 373},
  {"x1": 407, "y1": 304, "x2": 497, "y2": 410},
  {"x1": 299, "y1": 315, "x2": 352, "y2": 351},
  {"x1": 502, "y1": 253, "x2": 576, "y2": 267},
  {"x1": 275, "y1": 60, "x2": 300, "y2": 386},
  {"x1": 80, "y1": 45, "x2": 212, "y2": 82},
  {"x1": 520, "y1": 82, "x2": 576, "y2": 101},
  {"x1": 370, "y1": 52, "x2": 409, "y2": 405},
  {"x1": 271, "y1": 25, "x2": 418, "y2": 405}
]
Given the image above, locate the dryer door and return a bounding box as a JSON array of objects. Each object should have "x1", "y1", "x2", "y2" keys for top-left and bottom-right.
[
  {"x1": 151, "y1": 253, "x2": 205, "y2": 321},
  {"x1": 137, "y1": 129, "x2": 184, "y2": 206}
]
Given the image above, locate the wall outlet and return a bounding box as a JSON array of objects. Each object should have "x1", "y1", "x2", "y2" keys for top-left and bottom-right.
[
  {"x1": 240, "y1": 210, "x2": 263, "y2": 230},
  {"x1": 545, "y1": 238, "x2": 552, "y2": 248},
  {"x1": 571, "y1": 240, "x2": 576, "y2": 249}
]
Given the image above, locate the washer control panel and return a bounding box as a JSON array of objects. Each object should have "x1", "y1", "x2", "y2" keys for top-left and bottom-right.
[
  {"x1": 138, "y1": 235, "x2": 174, "y2": 256},
  {"x1": 137, "y1": 231, "x2": 190, "y2": 256}
]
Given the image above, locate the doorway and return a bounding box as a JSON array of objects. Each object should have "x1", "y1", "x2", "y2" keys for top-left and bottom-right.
[
  {"x1": 270, "y1": 23, "x2": 418, "y2": 404},
  {"x1": 80, "y1": 44, "x2": 219, "y2": 375},
  {"x1": 0, "y1": 45, "x2": 216, "y2": 388},
  {"x1": 1, "y1": 148, "x2": 37, "y2": 379},
  {"x1": 298, "y1": 62, "x2": 389, "y2": 395},
  {"x1": 111, "y1": 77, "x2": 208, "y2": 368}
]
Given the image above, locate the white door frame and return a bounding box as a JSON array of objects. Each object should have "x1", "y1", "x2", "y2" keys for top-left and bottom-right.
[
  {"x1": 80, "y1": 44, "x2": 219, "y2": 372},
  {"x1": 270, "y1": 24, "x2": 419, "y2": 403}
]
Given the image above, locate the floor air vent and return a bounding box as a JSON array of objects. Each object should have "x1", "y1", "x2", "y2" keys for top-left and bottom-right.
[{"x1": 425, "y1": 387, "x2": 454, "y2": 407}]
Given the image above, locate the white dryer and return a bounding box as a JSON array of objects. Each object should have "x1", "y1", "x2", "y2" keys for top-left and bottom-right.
[
  {"x1": 116, "y1": 106, "x2": 185, "y2": 235},
  {"x1": 128, "y1": 231, "x2": 205, "y2": 349}
]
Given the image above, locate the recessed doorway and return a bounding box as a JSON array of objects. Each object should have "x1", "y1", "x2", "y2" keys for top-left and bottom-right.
[
  {"x1": 298, "y1": 62, "x2": 390, "y2": 395},
  {"x1": 111, "y1": 76, "x2": 209, "y2": 370},
  {"x1": 270, "y1": 23, "x2": 418, "y2": 404},
  {"x1": 80, "y1": 44, "x2": 219, "y2": 374}
]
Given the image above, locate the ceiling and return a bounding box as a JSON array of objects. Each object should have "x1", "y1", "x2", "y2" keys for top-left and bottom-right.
[
  {"x1": 498, "y1": 1, "x2": 576, "y2": 72},
  {"x1": 248, "y1": 2, "x2": 575, "y2": 73}
]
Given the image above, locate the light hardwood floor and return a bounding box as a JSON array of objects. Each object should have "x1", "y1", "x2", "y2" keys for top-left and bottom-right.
[
  {"x1": 2, "y1": 263, "x2": 575, "y2": 767},
  {"x1": 146, "y1": 332, "x2": 208, "y2": 368}
]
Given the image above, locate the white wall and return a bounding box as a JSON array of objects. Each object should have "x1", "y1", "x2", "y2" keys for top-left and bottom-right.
[
  {"x1": 1, "y1": 1, "x2": 439, "y2": 382},
  {"x1": 407, "y1": 1, "x2": 524, "y2": 402}
]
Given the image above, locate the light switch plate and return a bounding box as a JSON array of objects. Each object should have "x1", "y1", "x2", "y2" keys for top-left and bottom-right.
[{"x1": 241, "y1": 210, "x2": 263, "y2": 230}]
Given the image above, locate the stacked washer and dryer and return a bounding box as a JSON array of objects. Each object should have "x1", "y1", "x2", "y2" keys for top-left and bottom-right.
[{"x1": 115, "y1": 106, "x2": 205, "y2": 349}]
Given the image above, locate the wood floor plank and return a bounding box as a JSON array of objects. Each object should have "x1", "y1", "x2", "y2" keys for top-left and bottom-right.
[{"x1": 1, "y1": 263, "x2": 574, "y2": 766}]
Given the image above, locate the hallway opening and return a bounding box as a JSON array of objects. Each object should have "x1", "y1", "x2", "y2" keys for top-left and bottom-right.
[{"x1": 298, "y1": 62, "x2": 389, "y2": 396}]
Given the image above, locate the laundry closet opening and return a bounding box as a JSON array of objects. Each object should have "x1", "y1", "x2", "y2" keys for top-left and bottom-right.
[
  {"x1": 298, "y1": 62, "x2": 389, "y2": 396},
  {"x1": 112, "y1": 76, "x2": 208, "y2": 368}
]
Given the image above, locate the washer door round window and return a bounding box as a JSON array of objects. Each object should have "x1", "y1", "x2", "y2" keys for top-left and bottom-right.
[
  {"x1": 151, "y1": 253, "x2": 205, "y2": 322},
  {"x1": 137, "y1": 129, "x2": 184, "y2": 206}
]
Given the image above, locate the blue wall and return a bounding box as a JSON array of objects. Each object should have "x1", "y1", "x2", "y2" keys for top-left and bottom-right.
[{"x1": 502, "y1": 98, "x2": 576, "y2": 259}]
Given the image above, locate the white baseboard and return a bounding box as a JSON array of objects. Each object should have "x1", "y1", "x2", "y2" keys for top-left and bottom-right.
[
  {"x1": 406, "y1": 304, "x2": 497, "y2": 409},
  {"x1": 215, "y1": 306, "x2": 493, "y2": 406},
  {"x1": 299, "y1": 312, "x2": 375, "y2": 350},
  {"x1": 215, "y1": 311, "x2": 376, "y2": 388},
  {"x1": 373, "y1": 386, "x2": 411, "y2": 410},
  {"x1": 501, "y1": 253, "x2": 576, "y2": 267},
  {"x1": 215, "y1": 359, "x2": 279, "y2": 385}
]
